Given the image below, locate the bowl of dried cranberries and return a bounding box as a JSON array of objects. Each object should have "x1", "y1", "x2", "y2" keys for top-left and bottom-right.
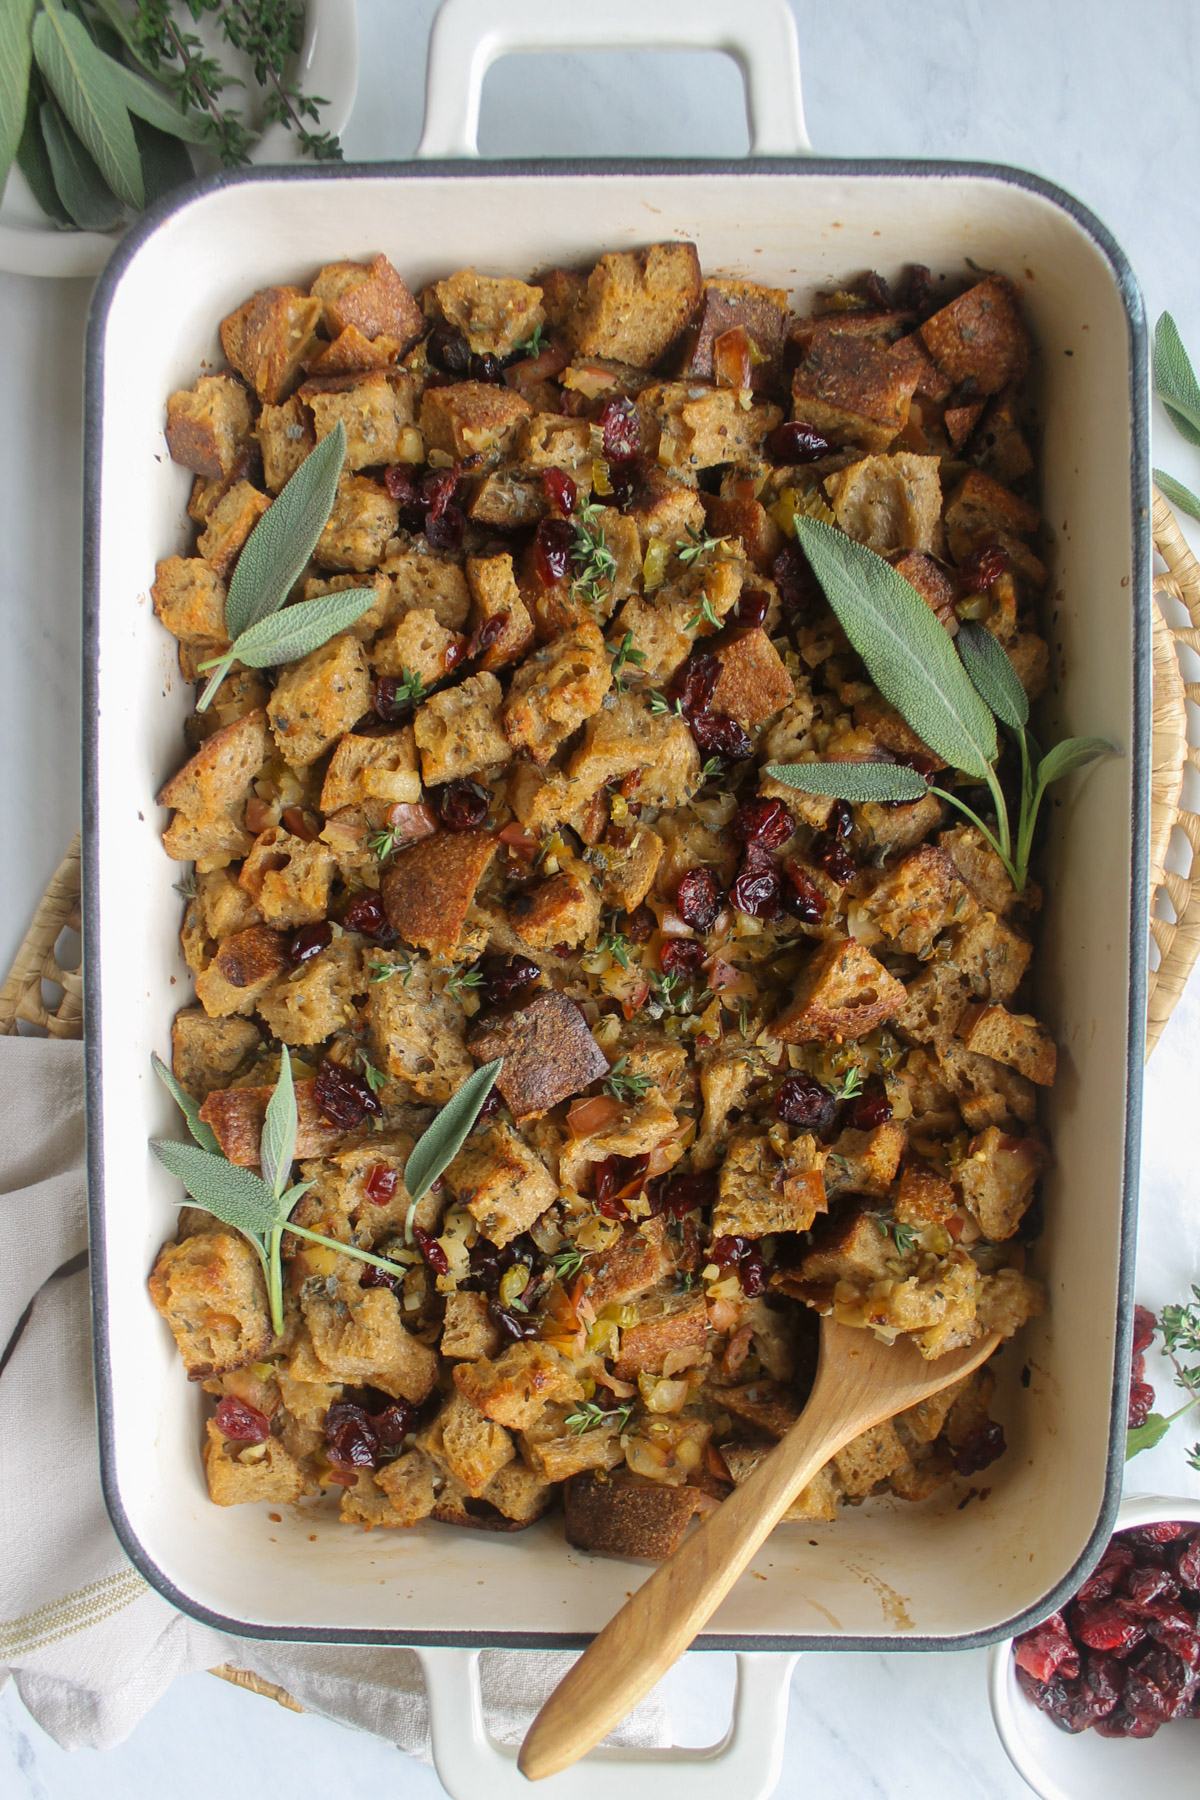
[{"x1": 989, "y1": 1494, "x2": 1200, "y2": 1798}]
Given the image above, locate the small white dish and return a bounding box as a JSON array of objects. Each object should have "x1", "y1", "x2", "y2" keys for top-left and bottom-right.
[
  {"x1": 0, "y1": 0, "x2": 358, "y2": 278},
  {"x1": 989, "y1": 1493, "x2": 1200, "y2": 1800}
]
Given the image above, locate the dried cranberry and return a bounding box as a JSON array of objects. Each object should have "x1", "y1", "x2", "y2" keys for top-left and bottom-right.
[
  {"x1": 594, "y1": 1153, "x2": 649, "y2": 1216},
  {"x1": 1078, "y1": 1540, "x2": 1137, "y2": 1602},
  {"x1": 1129, "y1": 1647, "x2": 1199, "y2": 1722},
  {"x1": 863, "y1": 270, "x2": 893, "y2": 308},
  {"x1": 660, "y1": 939, "x2": 706, "y2": 978},
  {"x1": 426, "y1": 324, "x2": 472, "y2": 373},
  {"x1": 1128, "y1": 1380, "x2": 1156, "y2": 1428},
  {"x1": 691, "y1": 709, "x2": 753, "y2": 761},
  {"x1": 542, "y1": 467, "x2": 577, "y2": 514},
  {"x1": 370, "y1": 1400, "x2": 416, "y2": 1449},
  {"x1": 710, "y1": 1235, "x2": 745, "y2": 1271},
  {"x1": 443, "y1": 638, "x2": 468, "y2": 673},
  {"x1": 1141, "y1": 1597, "x2": 1200, "y2": 1666},
  {"x1": 843, "y1": 1081, "x2": 894, "y2": 1133},
  {"x1": 476, "y1": 1087, "x2": 503, "y2": 1121},
  {"x1": 1128, "y1": 1522, "x2": 1188, "y2": 1546},
  {"x1": 772, "y1": 543, "x2": 823, "y2": 621},
  {"x1": 412, "y1": 1225, "x2": 451, "y2": 1277},
  {"x1": 739, "y1": 1244, "x2": 767, "y2": 1296},
  {"x1": 343, "y1": 891, "x2": 392, "y2": 940},
  {"x1": 828, "y1": 799, "x2": 853, "y2": 839},
  {"x1": 289, "y1": 920, "x2": 331, "y2": 964},
  {"x1": 421, "y1": 468, "x2": 461, "y2": 522},
  {"x1": 782, "y1": 863, "x2": 827, "y2": 924},
  {"x1": 534, "y1": 515, "x2": 575, "y2": 584},
  {"x1": 648, "y1": 1172, "x2": 716, "y2": 1217},
  {"x1": 438, "y1": 780, "x2": 490, "y2": 831},
  {"x1": 325, "y1": 1401, "x2": 379, "y2": 1471},
  {"x1": 465, "y1": 1241, "x2": 503, "y2": 1293},
  {"x1": 1094, "y1": 1705, "x2": 1160, "y2": 1738},
  {"x1": 214, "y1": 1396, "x2": 270, "y2": 1443},
  {"x1": 1014, "y1": 1615, "x2": 1080, "y2": 1685},
  {"x1": 488, "y1": 1298, "x2": 540, "y2": 1342},
  {"x1": 608, "y1": 458, "x2": 640, "y2": 510},
  {"x1": 1178, "y1": 1536, "x2": 1200, "y2": 1591},
  {"x1": 763, "y1": 421, "x2": 831, "y2": 464},
  {"x1": 384, "y1": 462, "x2": 424, "y2": 507},
  {"x1": 481, "y1": 954, "x2": 540, "y2": 1005},
  {"x1": 810, "y1": 834, "x2": 856, "y2": 886},
  {"x1": 424, "y1": 504, "x2": 465, "y2": 553},
  {"x1": 958, "y1": 543, "x2": 1009, "y2": 592},
  {"x1": 1074, "y1": 1599, "x2": 1147, "y2": 1656},
  {"x1": 731, "y1": 844, "x2": 783, "y2": 919},
  {"x1": 314, "y1": 1059, "x2": 381, "y2": 1129},
  {"x1": 1132, "y1": 1304, "x2": 1157, "y2": 1356},
  {"x1": 733, "y1": 797, "x2": 794, "y2": 850},
  {"x1": 673, "y1": 652, "x2": 720, "y2": 719},
  {"x1": 775, "y1": 1073, "x2": 838, "y2": 1135},
  {"x1": 359, "y1": 1263, "x2": 399, "y2": 1291},
  {"x1": 952, "y1": 1420, "x2": 1006, "y2": 1476},
  {"x1": 600, "y1": 396, "x2": 641, "y2": 462},
  {"x1": 623, "y1": 903, "x2": 657, "y2": 944},
  {"x1": 375, "y1": 675, "x2": 415, "y2": 722},
  {"x1": 363, "y1": 1163, "x2": 398, "y2": 1206},
  {"x1": 469, "y1": 350, "x2": 501, "y2": 382},
  {"x1": 899, "y1": 264, "x2": 935, "y2": 314},
  {"x1": 1126, "y1": 1564, "x2": 1180, "y2": 1607},
  {"x1": 676, "y1": 868, "x2": 722, "y2": 931},
  {"x1": 730, "y1": 587, "x2": 770, "y2": 628}
]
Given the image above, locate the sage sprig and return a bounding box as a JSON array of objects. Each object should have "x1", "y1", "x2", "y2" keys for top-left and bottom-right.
[
  {"x1": 1153, "y1": 314, "x2": 1200, "y2": 524},
  {"x1": 765, "y1": 761, "x2": 928, "y2": 805},
  {"x1": 402, "y1": 1057, "x2": 503, "y2": 1240},
  {"x1": 196, "y1": 422, "x2": 375, "y2": 709}
]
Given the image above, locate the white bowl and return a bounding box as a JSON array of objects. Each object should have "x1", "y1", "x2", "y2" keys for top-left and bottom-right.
[{"x1": 989, "y1": 1493, "x2": 1200, "y2": 1800}]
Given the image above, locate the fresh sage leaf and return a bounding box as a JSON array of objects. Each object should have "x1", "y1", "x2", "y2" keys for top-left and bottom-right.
[
  {"x1": 89, "y1": 0, "x2": 157, "y2": 72},
  {"x1": 260, "y1": 1045, "x2": 297, "y2": 1201},
  {"x1": 151, "y1": 1051, "x2": 221, "y2": 1155},
  {"x1": 1034, "y1": 735, "x2": 1112, "y2": 791},
  {"x1": 32, "y1": 6, "x2": 143, "y2": 210},
  {"x1": 794, "y1": 517, "x2": 998, "y2": 778},
  {"x1": 149, "y1": 1138, "x2": 282, "y2": 1240},
  {"x1": 1125, "y1": 1412, "x2": 1171, "y2": 1461},
  {"x1": 956, "y1": 620, "x2": 1029, "y2": 731},
  {"x1": 1154, "y1": 312, "x2": 1200, "y2": 448},
  {"x1": 403, "y1": 1058, "x2": 503, "y2": 1207},
  {"x1": 1154, "y1": 468, "x2": 1200, "y2": 526},
  {"x1": 101, "y1": 52, "x2": 211, "y2": 144},
  {"x1": 765, "y1": 761, "x2": 928, "y2": 804},
  {"x1": 17, "y1": 85, "x2": 71, "y2": 226},
  {"x1": 40, "y1": 96, "x2": 123, "y2": 230},
  {"x1": 223, "y1": 421, "x2": 348, "y2": 640},
  {"x1": 133, "y1": 115, "x2": 194, "y2": 206},
  {"x1": 0, "y1": 0, "x2": 36, "y2": 195},
  {"x1": 230, "y1": 585, "x2": 377, "y2": 671}
]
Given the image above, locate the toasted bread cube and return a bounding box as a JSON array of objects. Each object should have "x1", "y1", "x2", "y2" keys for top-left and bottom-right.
[
  {"x1": 791, "y1": 335, "x2": 918, "y2": 451},
  {"x1": 958, "y1": 1004, "x2": 1056, "y2": 1087},
  {"x1": 454, "y1": 1341, "x2": 583, "y2": 1431},
  {"x1": 568, "y1": 243, "x2": 702, "y2": 367},
  {"x1": 373, "y1": 1449, "x2": 439, "y2": 1525},
  {"x1": 944, "y1": 398, "x2": 987, "y2": 450},
  {"x1": 479, "y1": 1460, "x2": 557, "y2": 1523},
  {"x1": 372, "y1": 606, "x2": 463, "y2": 687},
  {"x1": 220, "y1": 285, "x2": 321, "y2": 404},
  {"x1": 957, "y1": 1127, "x2": 1049, "y2": 1241},
  {"x1": 564, "y1": 1472, "x2": 701, "y2": 1560},
  {"x1": 299, "y1": 368, "x2": 420, "y2": 472},
  {"x1": 378, "y1": 543, "x2": 471, "y2": 631},
  {"x1": 606, "y1": 590, "x2": 693, "y2": 688},
  {"x1": 430, "y1": 1478, "x2": 536, "y2": 1532},
  {"x1": 310, "y1": 254, "x2": 425, "y2": 349},
  {"x1": 894, "y1": 1160, "x2": 958, "y2": 1227},
  {"x1": 340, "y1": 1466, "x2": 419, "y2": 1529},
  {"x1": 946, "y1": 910, "x2": 1032, "y2": 1007},
  {"x1": 256, "y1": 394, "x2": 316, "y2": 494},
  {"x1": 506, "y1": 858, "x2": 602, "y2": 952},
  {"x1": 938, "y1": 825, "x2": 1031, "y2": 919},
  {"x1": 584, "y1": 1217, "x2": 673, "y2": 1312},
  {"x1": 707, "y1": 626, "x2": 794, "y2": 729},
  {"x1": 442, "y1": 1119, "x2": 558, "y2": 1248},
  {"x1": 893, "y1": 961, "x2": 971, "y2": 1055},
  {"x1": 171, "y1": 1008, "x2": 260, "y2": 1098},
  {"x1": 892, "y1": 550, "x2": 959, "y2": 633},
  {"x1": 319, "y1": 727, "x2": 421, "y2": 814},
  {"x1": 558, "y1": 1097, "x2": 680, "y2": 1196},
  {"x1": 625, "y1": 464, "x2": 708, "y2": 553},
  {"x1": 159, "y1": 709, "x2": 269, "y2": 868},
  {"x1": 420, "y1": 381, "x2": 532, "y2": 459},
  {"x1": 308, "y1": 326, "x2": 406, "y2": 377},
  {"x1": 824, "y1": 452, "x2": 944, "y2": 558},
  {"x1": 504, "y1": 620, "x2": 612, "y2": 764},
  {"x1": 517, "y1": 411, "x2": 592, "y2": 472},
  {"x1": 856, "y1": 791, "x2": 945, "y2": 862},
  {"x1": 149, "y1": 1231, "x2": 272, "y2": 1379},
  {"x1": 824, "y1": 1121, "x2": 907, "y2": 1199},
  {"x1": 304, "y1": 1287, "x2": 439, "y2": 1403},
  {"x1": 152, "y1": 556, "x2": 230, "y2": 647},
  {"x1": 441, "y1": 1291, "x2": 503, "y2": 1361},
  {"x1": 676, "y1": 277, "x2": 789, "y2": 391},
  {"x1": 467, "y1": 469, "x2": 545, "y2": 530},
  {"x1": 364, "y1": 955, "x2": 474, "y2": 1101},
  {"x1": 864, "y1": 845, "x2": 971, "y2": 955},
  {"x1": 888, "y1": 328, "x2": 955, "y2": 405},
  {"x1": 193, "y1": 923, "x2": 289, "y2": 1018},
  {"x1": 718, "y1": 1380, "x2": 802, "y2": 1441},
  {"x1": 833, "y1": 1420, "x2": 910, "y2": 1497},
  {"x1": 465, "y1": 553, "x2": 536, "y2": 672},
  {"x1": 255, "y1": 937, "x2": 366, "y2": 1045},
  {"x1": 469, "y1": 991, "x2": 609, "y2": 1123},
  {"x1": 1008, "y1": 633, "x2": 1050, "y2": 699},
  {"x1": 976, "y1": 1267, "x2": 1045, "y2": 1339},
  {"x1": 412, "y1": 671, "x2": 511, "y2": 785},
  {"x1": 774, "y1": 936, "x2": 907, "y2": 1043},
  {"x1": 702, "y1": 490, "x2": 783, "y2": 573},
  {"x1": 198, "y1": 1076, "x2": 340, "y2": 1165},
  {"x1": 520, "y1": 1407, "x2": 625, "y2": 1482},
  {"x1": 196, "y1": 479, "x2": 270, "y2": 578},
  {"x1": 945, "y1": 467, "x2": 1039, "y2": 542},
  {"x1": 538, "y1": 266, "x2": 587, "y2": 330},
  {"x1": 420, "y1": 1392, "x2": 515, "y2": 1497},
  {"x1": 598, "y1": 825, "x2": 663, "y2": 914},
  {"x1": 204, "y1": 1420, "x2": 307, "y2": 1506},
  {"x1": 713, "y1": 1131, "x2": 826, "y2": 1238},
  {"x1": 974, "y1": 387, "x2": 1034, "y2": 484},
  {"x1": 723, "y1": 1447, "x2": 841, "y2": 1521},
  {"x1": 267, "y1": 634, "x2": 371, "y2": 767},
  {"x1": 919, "y1": 276, "x2": 1030, "y2": 397},
  {"x1": 381, "y1": 827, "x2": 498, "y2": 959},
  {"x1": 896, "y1": 1376, "x2": 972, "y2": 1446},
  {"x1": 564, "y1": 693, "x2": 701, "y2": 812},
  {"x1": 613, "y1": 1293, "x2": 710, "y2": 1380},
  {"x1": 166, "y1": 374, "x2": 254, "y2": 478},
  {"x1": 799, "y1": 1203, "x2": 896, "y2": 1287},
  {"x1": 638, "y1": 383, "x2": 782, "y2": 472},
  {"x1": 313, "y1": 473, "x2": 399, "y2": 572},
  {"x1": 430, "y1": 269, "x2": 545, "y2": 357},
  {"x1": 238, "y1": 827, "x2": 337, "y2": 927}
]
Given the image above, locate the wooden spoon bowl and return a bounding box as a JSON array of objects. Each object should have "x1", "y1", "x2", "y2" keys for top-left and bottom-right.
[{"x1": 519, "y1": 1314, "x2": 1002, "y2": 1781}]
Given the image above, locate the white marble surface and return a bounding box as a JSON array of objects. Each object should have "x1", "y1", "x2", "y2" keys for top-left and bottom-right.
[{"x1": 4, "y1": 0, "x2": 1200, "y2": 1793}]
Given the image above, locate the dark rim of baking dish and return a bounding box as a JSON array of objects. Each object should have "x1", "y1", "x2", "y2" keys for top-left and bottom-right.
[{"x1": 82, "y1": 154, "x2": 1150, "y2": 1653}]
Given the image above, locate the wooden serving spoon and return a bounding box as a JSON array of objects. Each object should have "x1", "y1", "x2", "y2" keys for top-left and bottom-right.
[{"x1": 519, "y1": 1314, "x2": 1002, "y2": 1782}]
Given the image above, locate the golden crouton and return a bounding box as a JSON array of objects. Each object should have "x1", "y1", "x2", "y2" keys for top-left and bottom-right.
[
  {"x1": 454, "y1": 1341, "x2": 583, "y2": 1431},
  {"x1": 420, "y1": 381, "x2": 532, "y2": 460},
  {"x1": 442, "y1": 1118, "x2": 558, "y2": 1248},
  {"x1": 538, "y1": 265, "x2": 587, "y2": 330},
  {"x1": 638, "y1": 383, "x2": 782, "y2": 472},
  {"x1": 863, "y1": 845, "x2": 971, "y2": 955},
  {"x1": 441, "y1": 1291, "x2": 503, "y2": 1361},
  {"x1": 957, "y1": 1127, "x2": 1049, "y2": 1241},
  {"x1": 308, "y1": 326, "x2": 406, "y2": 377},
  {"x1": 796, "y1": 1203, "x2": 896, "y2": 1288},
  {"x1": 192, "y1": 922, "x2": 288, "y2": 1018},
  {"x1": 707, "y1": 626, "x2": 794, "y2": 728},
  {"x1": 299, "y1": 369, "x2": 420, "y2": 472},
  {"x1": 430, "y1": 269, "x2": 545, "y2": 357},
  {"x1": 624, "y1": 463, "x2": 708, "y2": 553},
  {"x1": 558, "y1": 1097, "x2": 680, "y2": 1196},
  {"x1": 976, "y1": 1267, "x2": 1045, "y2": 1339},
  {"x1": 503, "y1": 620, "x2": 612, "y2": 764},
  {"x1": 718, "y1": 1380, "x2": 802, "y2": 1442},
  {"x1": 596, "y1": 825, "x2": 663, "y2": 914},
  {"x1": 304, "y1": 1286, "x2": 439, "y2": 1403},
  {"x1": 339, "y1": 1466, "x2": 421, "y2": 1529},
  {"x1": 517, "y1": 411, "x2": 592, "y2": 472},
  {"x1": 371, "y1": 606, "x2": 464, "y2": 686},
  {"x1": 856, "y1": 791, "x2": 945, "y2": 862},
  {"x1": 919, "y1": 276, "x2": 1031, "y2": 396},
  {"x1": 892, "y1": 549, "x2": 959, "y2": 632},
  {"x1": 893, "y1": 960, "x2": 972, "y2": 1054},
  {"x1": 319, "y1": 727, "x2": 421, "y2": 815},
  {"x1": 420, "y1": 1392, "x2": 515, "y2": 1497},
  {"x1": 255, "y1": 394, "x2": 316, "y2": 494},
  {"x1": 220, "y1": 285, "x2": 321, "y2": 404},
  {"x1": 170, "y1": 1008, "x2": 260, "y2": 1098},
  {"x1": 267, "y1": 633, "x2": 371, "y2": 767},
  {"x1": 888, "y1": 328, "x2": 955, "y2": 405},
  {"x1": 568, "y1": 243, "x2": 702, "y2": 367},
  {"x1": 894, "y1": 1160, "x2": 958, "y2": 1227},
  {"x1": 563, "y1": 692, "x2": 701, "y2": 811},
  {"x1": 149, "y1": 1231, "x2": 273, "y2": 1379},
  {"x1": 946, "y1": 910, "x2": 1032, "y2": 1006},
  {"x1": 195, "y1": 480, "x2": 270, "y2": 579},
  {"x1": 310, "y1": 254, "x2": 426, "y2": 349},
  {"x1": 773, "y1": 936, "x2": 907, "y2": 1043},
  {"x1": 158, "y1": 709, "x2": 269, "y2": 868},
  {"x1": 465, "y1": 553, "x2": 536, "y2": 672},
  {"x1": 166, "y1": 374, "x2": 254, "y2": 478},
  {"x1": 613, "y1": 1293, "x2": 710, "y2": 1380},
  {"x1": 584, "y1": 1218, "x2": 673, "y2": 1312},
  {"x1": 412, "y1": 670, "x2": 511, "y2": 784},
  {"x1": 824, "y1": 1121, "x2": 907, "y2": 1199},
  {"x1": 957, "y1": 1004, "x2": 1056, "y2": 1087},
  {"x1": 198, "y1": 1076, "x2": 341, "y2": 1166},
  {"x1": 468, "y1": 991, "x2": 609, "y2": 1122},
  {"x1": 825, "y1": 452, "x2": 944, "y2": 558},
  {"x1": 152, "y1": 556, "x2": 230, "y2": 647},
  {"x1": 945, "y1": 471, "x2": 1045, "y2": 590},
  {"x1": 381, "y1": 827, "x2": 498, "y2": 958},
  {"x1": 363, "y1": 955, "x2": 474, "y2": 1101},
  {"x1": 467, "y1": 469, "x2": 545, "y2": 530},
  {"x1": 255, "y1": 937, "x2": 366, "y2": 1045},
  {"x1": 721, "y1": 1446, "x2": 841, "y2": 1521},
  {"x1": 702, "y1": 490, "x2": 783, "y2": 573},
  {"x1": 974, "y1": 387, "x2": 1035, "y2": 484},
  {"x1": 713, "y1": 1131, "x2": 826, "y2": 1238},
  {"x1": 833, "y1": 1420, "x2": 910, "y2": 1497},
  {"x1": 676, "y1": 277, "x2": 790, "y2": 391},
  {"x1": 238, "y1": 827, "x2": 337, "y2": 928},
  {"x1": 1008, "y1": 633, "x2": 1050, "y2": 699},
  {"x1": 564, "y1": 1472, "x2": 701, "y2": 1560},
  {"x1": 791, "y1": 334, "x2": 918, "y2": 451},
  {"x1": 311, "y1": 473, "x2": 398, "y2": 573},
  {"x1": 520, "y1": 1406, "x2": 625, "y2": 1483},
  {"x1": 940, "y1": 830, "x2": 1026, "y2": 919},
  {"x1": 506, "y1": 858, "x2": 602, "y2": 952},
  {"x1": 203, "y1": 1420, "x2": 308, "y2": 1506},
  {"x1": 373, "y1": 1449, "x2": 440, "y2": 1525}
]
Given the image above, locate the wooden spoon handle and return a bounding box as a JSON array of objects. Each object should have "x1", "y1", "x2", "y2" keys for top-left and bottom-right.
[{"x1": 518, "y1": 1382, "x2": 855, "y2": 1782}]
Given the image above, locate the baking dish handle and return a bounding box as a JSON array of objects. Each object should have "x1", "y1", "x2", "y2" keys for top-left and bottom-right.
[
  {"x1": 415, "y1": 0, "x2": 810, "y2": 160},
  {"x1": 420, "y1": 1646, "x2": 799, "y2": 1799}
]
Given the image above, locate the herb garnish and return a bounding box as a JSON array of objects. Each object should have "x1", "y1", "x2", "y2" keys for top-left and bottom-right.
[
  {"x1": 684, "y1": 594, "x2": 721, "y2": 633},
  {"x1": 599, "y1": 928, "x2": 633, "y2": 970},
  {"x1": 548, "y1": 1246, "x2": 587, "y2": 1282},
  {"x1": 648, "y1": 691, "x2": 684, "y2": 718},
  {"x1": 368, "y1": 951, "x2": 413, "y2": 985},
  {"x1": 444, "y1": 964, "x2": 485, "y2": 1003},
  {"x1": 400, "y1": 1057, "x2": 503, "y2": 1241},
  {"x1": 1152, "y1": 313, "x2": 1200, "y2": 521},
  {"x1": 603, "y1": 1056, "x2": 652, "y2": 1104},
  {"x1": 564, "y1": 1399, "x2": 634, "y2": 1436},
  {"x1": 514, "y1": 324, "x2": 548, "y2": 358},
  {"x1": 607, "y1": 630, "x2": 647, "y2": 694},
  {"x1": 356, "y1": 1050, "x2": 386, "y2": 1094},
  {"x1": 1126, "y1": 1288, "x2": 1200, "y2": 1468},
  {"x1": 835, "y1": 1065, "x2": 864, "y2": 1102},
  {"x1": 570, "y1": 496, "x2": 618, "y2": 610},
  {"x1": 676, "y1": 525, "x2": 727, "y2": 567}
]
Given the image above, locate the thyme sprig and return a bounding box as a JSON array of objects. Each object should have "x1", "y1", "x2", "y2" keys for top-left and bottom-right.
[
  {"x1": 603, "y1": 1056, "x2": 652, "y2": 1104},
  {"x1": 607, "y1": 630, "x2": 647, "y2": 694},
  {"x1": 570, "y1": 496, "x2": 618, "y2": 610},
  {"x1": 676, "y1": 525, "x2": 727, "y2": 567},
  {"x1": 1127, "y1": 1288, "x2": 1200, "y2": 1468},
  {"x1": 564, "y1": 1399, "x2": 635, "y2": 1436},
  {"x1": 684, "y1": 594, "x2": 721, "y2": 633}
]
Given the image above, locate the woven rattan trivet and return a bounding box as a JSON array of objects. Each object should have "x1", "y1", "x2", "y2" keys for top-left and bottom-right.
[{"x1": 3, "y1": 493, "x2": 1198, "y2": 1710}]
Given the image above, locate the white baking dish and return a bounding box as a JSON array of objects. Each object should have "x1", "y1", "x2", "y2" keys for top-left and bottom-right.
[{"x1": 81, "y1": 0, "x2": 1149, "y2": 1789}]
